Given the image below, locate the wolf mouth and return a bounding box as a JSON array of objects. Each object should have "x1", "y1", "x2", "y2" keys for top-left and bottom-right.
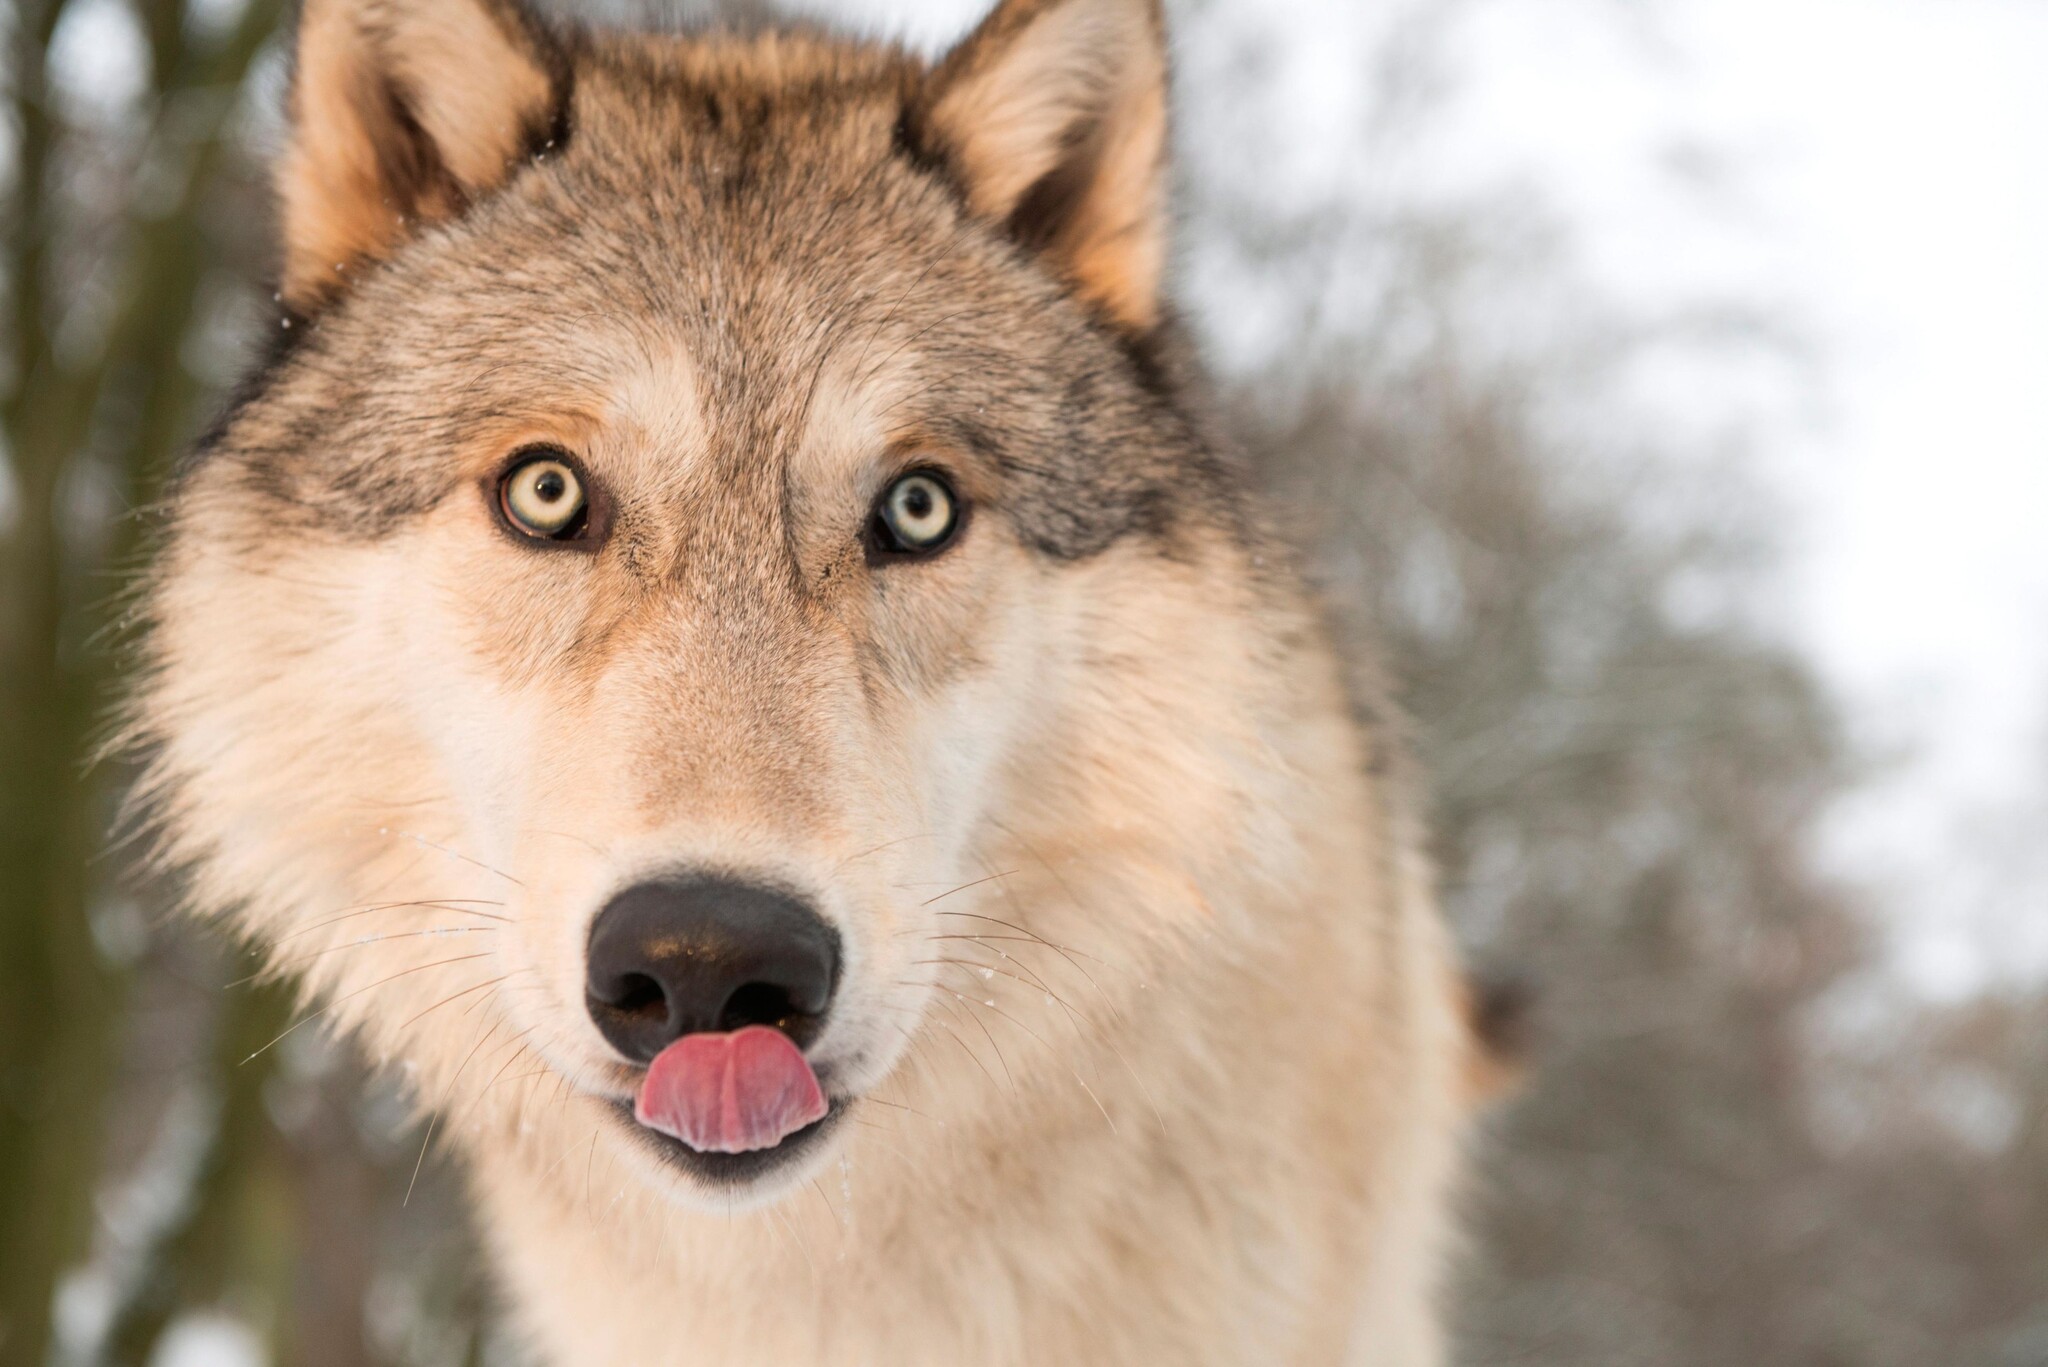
[{"x1": 610, "y1": 1096, "x2": 849, "y2": 1187}]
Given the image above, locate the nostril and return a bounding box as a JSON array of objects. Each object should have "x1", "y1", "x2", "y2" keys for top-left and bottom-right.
[
  {"x1": 611, "y1": 972, "x2": 667, "y2": 1019},
  {"x1": 721, "y1": 981, "x2": 801, "y2": 1034}
]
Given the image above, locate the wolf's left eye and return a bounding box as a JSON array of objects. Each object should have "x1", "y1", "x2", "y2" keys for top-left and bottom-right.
[
  {"x1": 871, "y1": 470, "x2": 961, "y2": 557},
  {"x1": 499, "y1": 452, "x2": 588, "y2": 540}
]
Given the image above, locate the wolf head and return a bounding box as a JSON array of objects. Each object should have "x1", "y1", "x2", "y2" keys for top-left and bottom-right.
[{"x1": 135, "y1": 0, "x2": 1324, "y2": 1207}]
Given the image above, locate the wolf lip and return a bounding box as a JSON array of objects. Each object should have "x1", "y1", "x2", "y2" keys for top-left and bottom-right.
[{"x1": 633, "y1": 1025, "x2": 828, "y2": 1154}]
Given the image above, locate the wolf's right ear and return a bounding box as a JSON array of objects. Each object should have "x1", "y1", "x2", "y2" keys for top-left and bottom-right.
[
  {"x1": 913, "y1": 0, "x2": 1170, "y2": 334},
  {"x1": 278, "y1": 0, "x2": 566, "y2": 312}
]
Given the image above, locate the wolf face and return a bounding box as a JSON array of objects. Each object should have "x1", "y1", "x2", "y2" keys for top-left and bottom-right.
[
  {"x1": 139, "y1": 0, "x2": 1287, "y2": 1193},
  {"x1": 135, "y1": 2, "x2": 1475, "y2": 1358}
]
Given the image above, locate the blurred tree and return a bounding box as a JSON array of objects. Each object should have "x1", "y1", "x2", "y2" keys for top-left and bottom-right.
[
  {"x1": 0, "y1": 0, "x2": 285, "y2": 1360},
  {"x1": 1208, "y1": 97, "x2": 2048, "y2": 1367}
]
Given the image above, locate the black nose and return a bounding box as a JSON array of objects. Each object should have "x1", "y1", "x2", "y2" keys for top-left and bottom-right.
[{"x1": 585, "y1": 877, "x2": 841, "y2": 1063}]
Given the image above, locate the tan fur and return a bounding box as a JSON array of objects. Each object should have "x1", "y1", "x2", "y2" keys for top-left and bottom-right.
[
  {"x1": 281, "y1": 0, "x2": 557, "y2": 309},
  {"x1": 131, "y1": 1, "x2": 1492, "y2": 1361},
  {"x1": 921, "y1": 0, "x2": 1170, "y2": 330}
]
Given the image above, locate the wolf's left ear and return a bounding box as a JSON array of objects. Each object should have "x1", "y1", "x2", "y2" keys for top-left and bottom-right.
[
  {"x1": 278, "y1": 0, "x2": 566, "y2": 312},
  {"x1": 915, "y1": 0, "x2": 1170, "y2": 333}
]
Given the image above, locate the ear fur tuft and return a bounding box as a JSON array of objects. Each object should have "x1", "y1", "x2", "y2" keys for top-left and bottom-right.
[
  {"x1": 917, "y1": 0, "x2": 1171, "y2": 333},
  {"x1": 279, "y1": 0, "x2": 565, "y2": 311}
]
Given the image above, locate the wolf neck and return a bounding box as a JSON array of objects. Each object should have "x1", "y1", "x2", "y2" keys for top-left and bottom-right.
[{"x1": 466, "y1": 624, "x2": 1447, "y2": 1365}]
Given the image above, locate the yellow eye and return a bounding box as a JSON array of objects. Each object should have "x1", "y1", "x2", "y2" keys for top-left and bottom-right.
[
  {"x1": 499, "y1": 453, "x2": 587, "y2": 539},
  {"x1": 874, "y1": 471, "x2": 961, "y2": 555}
]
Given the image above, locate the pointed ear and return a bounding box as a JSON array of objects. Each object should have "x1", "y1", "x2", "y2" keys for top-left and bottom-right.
[
  {"x1": 278, "y1": 0, "x2": 567, "y2": 311},
  {"x1": 915, "y1": 0, "x2": 1170, "y2": 333}
]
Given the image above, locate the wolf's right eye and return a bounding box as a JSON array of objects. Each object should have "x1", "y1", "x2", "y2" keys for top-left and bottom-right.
[{"x1": 499, "y1": 452, "x2": 589, "y2": 541}]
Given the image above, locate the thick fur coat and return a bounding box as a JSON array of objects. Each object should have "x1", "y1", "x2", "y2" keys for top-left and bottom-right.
[{"x1": 129, "y1": 0, "x2": 1490, "y2": 1360}]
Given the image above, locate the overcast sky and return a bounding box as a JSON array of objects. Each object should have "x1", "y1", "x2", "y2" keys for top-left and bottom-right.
[{"x1": 1434, "y1": 0, "x2": 2048, "y2": 1000}]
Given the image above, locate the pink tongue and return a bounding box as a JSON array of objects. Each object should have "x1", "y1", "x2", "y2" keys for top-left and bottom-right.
[{"x1": 634, "y1": 1026, "x2": 828, "y2": 1155}]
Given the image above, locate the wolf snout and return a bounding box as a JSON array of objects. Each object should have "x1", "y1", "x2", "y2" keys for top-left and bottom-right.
[{"x1": 584, "y1": 876, "x2": 841, "y2": 1063}]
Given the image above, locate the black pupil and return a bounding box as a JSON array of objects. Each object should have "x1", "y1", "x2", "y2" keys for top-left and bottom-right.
[
  {"x1": 901, "y1": 483, "x2": 934, "y2": 520},
  {"x1": 534, "y1": 468, "x2": 567, "y2": 504}
]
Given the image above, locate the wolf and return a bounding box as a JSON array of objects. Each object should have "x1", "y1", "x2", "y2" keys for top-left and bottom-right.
[{"x1": 127, "y1": 0, "x2": 1505, "y2": 1360}]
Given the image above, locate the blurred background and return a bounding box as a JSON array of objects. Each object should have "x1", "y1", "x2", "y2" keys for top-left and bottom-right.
[{"x1": 2, "y1": 0, "x2": 2044, "y2": 1362}]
